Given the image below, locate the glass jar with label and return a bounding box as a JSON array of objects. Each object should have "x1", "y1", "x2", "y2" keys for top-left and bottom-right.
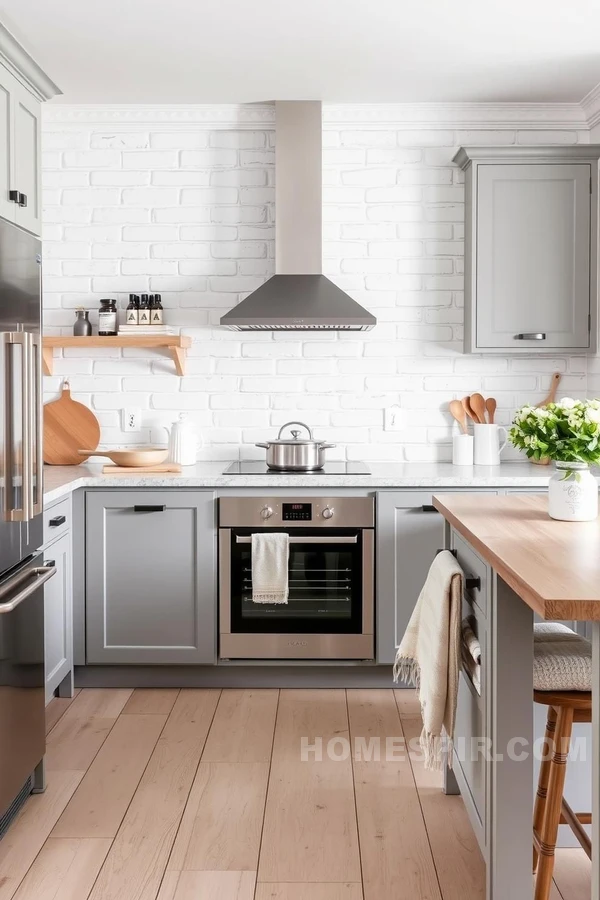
[{"x1": 98, "y1": 298, "x2": 118, "y2": 336}]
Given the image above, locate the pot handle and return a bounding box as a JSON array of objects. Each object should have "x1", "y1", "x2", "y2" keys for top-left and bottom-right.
[
  {"x1": 277, "y1": 421, "x2": 313, "y2": 440},
  {"x1": 255, "y1": 442, "x2": 270, "y2": 449},
  {"x1": 319, "y1": 443, "x2": 337, "y2": 450}
]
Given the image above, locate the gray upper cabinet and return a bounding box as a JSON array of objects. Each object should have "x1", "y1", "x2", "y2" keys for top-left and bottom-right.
[
  {"x1": 0, "y1": 28, "x2": 60, "y2": 235},
  {"x1": 86, "y1": 490, "x2": 216, "y2": 664},
  {"x1": 454, "y1": 146, "x2": 600, "y2": 354}
]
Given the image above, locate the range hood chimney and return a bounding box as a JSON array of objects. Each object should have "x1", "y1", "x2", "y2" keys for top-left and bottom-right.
[{"x1": 220, "y1": 101, "x2": 376, "y2": 332}]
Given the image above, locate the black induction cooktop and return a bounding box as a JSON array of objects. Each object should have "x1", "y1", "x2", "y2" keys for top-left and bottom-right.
[{"x1": 223, "y1": 461, "x2": 371, "y2": 475}]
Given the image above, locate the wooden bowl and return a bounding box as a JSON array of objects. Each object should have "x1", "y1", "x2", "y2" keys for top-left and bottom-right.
[{"x1": 78, "y1": 447, "x2": 169, "y2": 467}]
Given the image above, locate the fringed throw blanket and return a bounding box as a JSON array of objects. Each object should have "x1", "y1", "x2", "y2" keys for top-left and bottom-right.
[{"x1": 394, "y1": 550, "x2": 463, "y2": 770}]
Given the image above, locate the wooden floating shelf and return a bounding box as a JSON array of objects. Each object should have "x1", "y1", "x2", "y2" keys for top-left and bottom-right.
[{"x1": 42, "y1": 335, "x2": 192, "y2": 376}]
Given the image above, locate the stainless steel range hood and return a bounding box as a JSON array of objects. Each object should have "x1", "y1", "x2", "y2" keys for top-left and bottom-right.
[{"x1": 220, "y1": 102, "x2": 376, "y2": 332}]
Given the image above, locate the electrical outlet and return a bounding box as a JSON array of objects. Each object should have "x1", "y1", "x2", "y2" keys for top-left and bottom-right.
[
  {"x1": 384, "y1": 405, "x2": 404, "y2": 432},
  {"x1": 122, "y1": 408, "x2": 141, "y2": 433}
]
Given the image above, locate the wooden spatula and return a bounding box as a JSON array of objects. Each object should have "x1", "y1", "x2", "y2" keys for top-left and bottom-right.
[
  {"x1": 485, "y1": 397, "x2": 497, "y2": 424},
  {"x1": 469, "y1": 393, "x2": 487, "y2": 424},
  {"x1": 449, "y1": 399, "x2": 468, "y2": 434}
]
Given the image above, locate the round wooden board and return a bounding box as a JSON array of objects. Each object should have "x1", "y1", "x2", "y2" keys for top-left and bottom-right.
[{"x1": 43, "y1": 382, "x2": 101, "y2": 466}]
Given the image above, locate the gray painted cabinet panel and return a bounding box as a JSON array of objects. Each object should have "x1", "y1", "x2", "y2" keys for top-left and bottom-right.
[
  {"x1": 455, "y1": 146, "x2": 600, "y2": 355},
  {"x1": 86, "y1": 490, "x2": 216, "y2": 664},
  {"x1": 44, "y1": 529, "x2": 72, "y2": 703},
  {"x1": 377, "y1": 491, "x2": 452, "y2": 664},
  {"x1": 477, "y1": 164, "x2": 590, "y2": 349}
]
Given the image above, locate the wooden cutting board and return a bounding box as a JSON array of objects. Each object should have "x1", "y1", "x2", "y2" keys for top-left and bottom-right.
[{"x1": 44, "y1": 382, "x2": 101, "y2": 466}]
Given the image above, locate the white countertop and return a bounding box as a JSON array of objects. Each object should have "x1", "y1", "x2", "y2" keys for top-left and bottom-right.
[{"x1": 42, "y1": 461, "x2": 563, "y2": 505}]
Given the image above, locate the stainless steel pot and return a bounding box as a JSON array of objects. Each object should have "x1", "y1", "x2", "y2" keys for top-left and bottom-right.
[{"x1": 255, "y1": 421, "x2": 336, "y2": 471}]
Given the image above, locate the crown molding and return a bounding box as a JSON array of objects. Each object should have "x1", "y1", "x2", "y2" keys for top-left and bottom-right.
[
  {"x1": 0, "y1": 23, "x2": 61, "y2": 101},
  {"x1": 581, "y1": 82, "x2": 600, "y2": 130},
  {"x1": 42, "y1": 99, "x2": 598, "y2": 132},
  {"x1": 322, "y1": 102, "x2": 587, "y2": 130},
  {"x1": 43, "y1": 103, "x2": 276, "y2": 129}
]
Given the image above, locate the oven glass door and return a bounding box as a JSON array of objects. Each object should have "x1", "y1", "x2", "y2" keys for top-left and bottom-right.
[{"x1": 229, "y1": 528, "x2": 363, "y2": 634}]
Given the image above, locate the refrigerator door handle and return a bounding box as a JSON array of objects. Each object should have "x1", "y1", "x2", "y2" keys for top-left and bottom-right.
[
  {"x1": 0, "y1": 564, "x2": 56, "y2": 612},
  {"x1": 29, "y1": 333, "x2": 42, "y2": 518},
  {"x1": 2, "y1": 332, "x2": 30, "y2": 522}
]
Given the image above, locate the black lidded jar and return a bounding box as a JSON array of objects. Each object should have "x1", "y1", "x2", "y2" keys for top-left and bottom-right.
[{"x1": 98, "y1": 298, "x2": 118, "y2": 336}]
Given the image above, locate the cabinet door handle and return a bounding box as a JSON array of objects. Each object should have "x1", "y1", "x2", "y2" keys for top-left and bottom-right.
[
  {"x1": 49, "y1": 515, "x2": 66, "y2": 527},
  {"x1": 8, "y1": 189, "x2": 19, "y2": 203},
  {"x1": 133, "y1": 504, "x2": 166, "y2": 513},
  {"x1": 421, "y1": 504, "x2": 439, "y2": 512},
  {"x1": 18, "y1": 193, "x2": 27, "y2": 208},
  {"x1": 515, "y1": 333, "x2": 546, "y2": 340}
]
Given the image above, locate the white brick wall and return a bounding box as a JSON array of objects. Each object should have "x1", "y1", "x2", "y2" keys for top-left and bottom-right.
[{"x1": 42, "y1": 108, "x2": 592, "y2": 461}]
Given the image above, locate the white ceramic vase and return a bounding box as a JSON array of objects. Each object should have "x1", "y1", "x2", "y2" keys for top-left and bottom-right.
[{"x1": 548, "y1": 461, "x2": 598, "y2": 521}]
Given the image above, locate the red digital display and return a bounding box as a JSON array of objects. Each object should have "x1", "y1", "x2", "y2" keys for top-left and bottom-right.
[{"x1": 283, "y1": 503, "x2": 312, "y2": 520}]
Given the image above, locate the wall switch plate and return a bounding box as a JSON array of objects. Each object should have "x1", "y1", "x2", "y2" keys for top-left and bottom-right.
[
  {"x1": 122, "y1": 408, "x2": 142, "y2": 433},
  {"x1": 384, "y1": 405, "x2": 404, "y2": 432}
]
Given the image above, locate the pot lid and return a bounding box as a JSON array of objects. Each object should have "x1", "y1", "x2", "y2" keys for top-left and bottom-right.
[{"x1": 264, "y1": 421, "x2": 328, "y2": 445}]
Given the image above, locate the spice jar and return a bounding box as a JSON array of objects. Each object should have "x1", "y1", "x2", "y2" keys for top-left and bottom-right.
[{"x1": 98, "y1": 298, "x2": 118, "y2": 336}]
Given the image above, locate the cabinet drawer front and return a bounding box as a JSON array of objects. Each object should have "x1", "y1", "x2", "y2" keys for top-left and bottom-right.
[
  {"x1": 452, "y1": 530, "x2": 490, "y2": 618},
  {"x1": 44, "y1": 496, "x2": 71, "y2": 544}
]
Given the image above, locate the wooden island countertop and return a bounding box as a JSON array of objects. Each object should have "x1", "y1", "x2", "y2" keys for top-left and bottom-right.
[{"x1": 433, "y1": 493, "x2": 600, "y2": 622}]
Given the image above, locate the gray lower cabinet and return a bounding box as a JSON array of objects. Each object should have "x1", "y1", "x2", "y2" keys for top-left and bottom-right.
[
  {"x1": 377, "y1": 491, "x2": 456, "y2": 664},
  {"x1": 377, "y1": 490, "x2": 497, "y2": 665},
  {"x1": 44, "y1": 529, "x2": 73, "y2": 703},
  {"x1": 85, "y1": 490, "x2": 216, "y2": 664}
]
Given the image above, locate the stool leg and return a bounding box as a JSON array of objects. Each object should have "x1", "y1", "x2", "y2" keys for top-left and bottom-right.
[
  {"x1": 533, "y1": 705, "x2": 557, "y2": 873},
  {"x1": 535, "y1": 705, "x2": 574, "y2": 900}
]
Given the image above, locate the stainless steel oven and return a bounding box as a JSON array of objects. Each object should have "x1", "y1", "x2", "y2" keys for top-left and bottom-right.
[{"x1": 219, "y1": 496, "x2": 374, "y2": 660}]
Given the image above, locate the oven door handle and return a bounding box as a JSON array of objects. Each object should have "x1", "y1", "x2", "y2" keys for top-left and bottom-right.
[
  {"x1": 235, "y1": 535, "x2": 358, "y2": 544},
  {"x1": 0, "y1": 565, "x2": 56, "y2": 613}
]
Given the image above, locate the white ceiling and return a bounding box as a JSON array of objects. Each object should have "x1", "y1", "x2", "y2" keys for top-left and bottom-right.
[{"x1": 2, "y1": 0, "x2": 600, "y2": 105}]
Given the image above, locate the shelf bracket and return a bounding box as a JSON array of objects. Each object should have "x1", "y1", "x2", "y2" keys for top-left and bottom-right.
[
  {"x1": 171, "y1": 345, "x2": 186, "y2": 376},
  {"x1": 42, "y1": 346, "x2": 54, "y2": 376}
]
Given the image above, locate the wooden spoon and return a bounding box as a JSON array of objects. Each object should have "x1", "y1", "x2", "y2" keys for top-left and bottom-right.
[
  {"x1": 538, "y1": 372, "x2": 562, "y2": 408},
  {"x1": 485, "y1": 397, "x2": 497, "y2": 424},
  {"x1": 461, "y1": 396, "x2": 478, "y2": 424},
  {"x1": 469, "y1": 393, "x2": 487, "y2": 424},
  {"x1": 449, "y1": 399, "x2": 468, "y2": 434}
]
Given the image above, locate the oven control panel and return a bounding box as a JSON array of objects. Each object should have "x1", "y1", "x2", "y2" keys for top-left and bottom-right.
[
  {"x1": 219, "y1": 497, "x2": 374, "y2": 528},
  {"x1": 282, "y1": 502, "x2": 312, "y2": 521}
]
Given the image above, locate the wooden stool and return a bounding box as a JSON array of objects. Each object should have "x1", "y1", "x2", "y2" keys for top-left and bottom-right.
[{"x1": 532, "y1": 689, "x2": 592, "y2": 900}]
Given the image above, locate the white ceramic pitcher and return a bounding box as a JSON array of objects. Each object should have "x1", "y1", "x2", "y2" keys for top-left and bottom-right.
[
  {"x1": 473, "y1": 423, "x2": 508, "y2": 466},
  {"x1": 167, "y1": 414, "x2": 200, "y2": 466}
]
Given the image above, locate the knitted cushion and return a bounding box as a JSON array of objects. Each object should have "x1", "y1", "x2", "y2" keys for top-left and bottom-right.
[{"x1": 533, "y1": 623, "x2": 591, "y2": 692}]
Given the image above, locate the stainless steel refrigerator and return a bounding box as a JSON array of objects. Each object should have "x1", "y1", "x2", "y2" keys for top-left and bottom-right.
[{"x1": 0, "y1": 218, "x2": 55, "y2": 827}]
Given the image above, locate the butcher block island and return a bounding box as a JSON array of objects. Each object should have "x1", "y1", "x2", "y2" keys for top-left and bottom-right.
[{"x1": 432, "y1": 493, "x2": 600, "y2": 900}]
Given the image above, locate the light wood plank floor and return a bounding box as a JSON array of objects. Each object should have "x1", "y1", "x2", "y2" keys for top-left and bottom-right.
[{"x1": 0, "y1": 688, "x2": 591, "y2": 900}]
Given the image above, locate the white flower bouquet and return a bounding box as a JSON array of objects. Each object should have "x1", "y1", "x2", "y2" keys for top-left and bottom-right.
[{"x1": 509, "y1": 398, "x2": 600, "y2": 466}]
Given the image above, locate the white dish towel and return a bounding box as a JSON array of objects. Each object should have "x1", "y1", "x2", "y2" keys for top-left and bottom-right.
[
  {"x1": 394, "y1": 549, "x2": 463, "y2": 770},
  {"x1": 251, "y1": 533, "x2": 290, "y2": 605}
]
